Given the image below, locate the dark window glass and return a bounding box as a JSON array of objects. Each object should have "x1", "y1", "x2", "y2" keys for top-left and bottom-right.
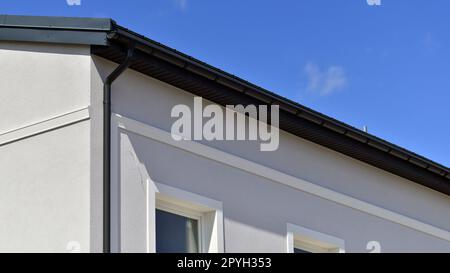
[
  {"x1": 294, "y1": 248, "x2": 311, "y2": 253},
  {"x1": 156, "y1": 209, "x2": 199, "y2": 253}
]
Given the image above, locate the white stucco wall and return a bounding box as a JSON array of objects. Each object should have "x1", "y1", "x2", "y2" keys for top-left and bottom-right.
[
  {"x1": 0, "y1": 42, "x2": 90, "y2": 133},
  {"x1": 0, "y1": 42, "x2": 93, "y2": 252},
  {"x1": 1, "y1": 40, "x2": 448, "y2": 252},
  {"x1": 117, "y1": 129, "x2": 450, "y2": 252},
  {"x1": 91, "y1": 56, "x2": 450, "y2": 252},
  {"x1": 0, "y1": 121, "x2": 90, "y2": 252}
]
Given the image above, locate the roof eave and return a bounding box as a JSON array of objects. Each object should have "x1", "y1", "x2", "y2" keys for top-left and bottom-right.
[
  {"x1": 0, "y1": 15, "x2": 448, "y2": 195},
  {"x1": 96, "y1": 27, "x2": 450, "y2": 195},
  {"x1": 0, "y1": 14, "x2": 111, "y2": 45}
]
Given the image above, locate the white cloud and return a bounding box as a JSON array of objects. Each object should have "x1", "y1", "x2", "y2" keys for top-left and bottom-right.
[
  {"x1": 304, "y1": 62, "x2": 347, "y2": 95},
  {"x1": 424, "y1": 32, "x2": 441, "y2": 51},
  {"x1": 174, "y1": 0, "x2": 188, "y2": 10},
  {"x1": 66, "y1": 0, "x2": 81, "y2": 6}
]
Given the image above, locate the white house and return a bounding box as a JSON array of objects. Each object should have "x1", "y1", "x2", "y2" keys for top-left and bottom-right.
[{"x1": 0, "y1": 15, "x2": 449, "y2": 253}]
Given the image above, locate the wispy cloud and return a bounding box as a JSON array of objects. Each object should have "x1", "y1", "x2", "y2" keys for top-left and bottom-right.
[
  {"x1": 174, "y1": 0, "x2": 188, "y2": 10},
  {"x1": 423, "y1": 32, "x2": 441, "y2": 51},
  {"x1": 304, "y1": 62, "x2": 347, "y2": 95}
]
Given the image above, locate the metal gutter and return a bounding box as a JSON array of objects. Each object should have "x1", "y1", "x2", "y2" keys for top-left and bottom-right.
[
  {"x1": 0, "y1": 15, "x2": 111, "y2": 45},
  {"x1": 0, "y1": 14, "x2": 112, "y2": 30},
  {"x1": 102, "y1": 44, "x2": 135, "y2": 253}
]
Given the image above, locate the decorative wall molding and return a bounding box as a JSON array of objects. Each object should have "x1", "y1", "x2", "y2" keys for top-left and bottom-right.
[
  {"x1": 111, "y1": 113, "x2": 450, "y2": 242},
  {"x1": 0, "y1": 107, "x2": 90, "y2": 146}
]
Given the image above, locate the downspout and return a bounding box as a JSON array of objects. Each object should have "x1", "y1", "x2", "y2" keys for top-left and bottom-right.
[{"x1": 103, "y1": 44, "x2": 134, "y2": 253}]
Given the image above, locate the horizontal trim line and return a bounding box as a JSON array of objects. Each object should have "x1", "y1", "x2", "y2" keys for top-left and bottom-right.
[
  {"x1": 0, "y1": 107, "x2": 90, "y2": 146},
  {"x1": 112, "y1": 113, "x2": 450, "y2": 242}
]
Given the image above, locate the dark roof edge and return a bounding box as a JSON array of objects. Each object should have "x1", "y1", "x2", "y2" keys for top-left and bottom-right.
[
  {"x1": 109, "y1": 22, "x2": 450, "y2": 177},
  {"x1": 0, "y1": 15, "x2": 111, "y2": 45},
  {"x1": 94, "y1": 40, "x2": 450, "y2": 195},
  {"x1": 0, "y1": 15, "x2": 448, "y2": 194},
  {"x1": 0, "y1": 14, "x2": 112, "y2": 30}
]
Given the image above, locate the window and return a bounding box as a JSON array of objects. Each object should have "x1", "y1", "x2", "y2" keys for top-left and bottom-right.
[
  {"x1": 293, "y1": 247, "x2": 311, "y2": 253},
  {"x1": 150, "y1": 182, "x2": 224, "y2": 253},
  {"x1": 293, "y1": 238, "x2": 338, "y2": 253},
  {"x1": 155, "y1": 206, "x2": 200, "y2": 253},
  {"x1": 287, "y1": 223, "x2": 345, "y2": 253}
]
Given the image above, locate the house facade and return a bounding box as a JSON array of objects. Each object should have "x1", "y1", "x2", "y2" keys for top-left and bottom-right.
[{"x1": 0, "y1": 15, "x2": 449, "y2": 253}]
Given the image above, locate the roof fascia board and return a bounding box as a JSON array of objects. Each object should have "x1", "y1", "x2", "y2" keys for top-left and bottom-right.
[
  {"x1": 0, "y1": 15, "x2": 111, "y2": 45},
  {"x1": 0, "y1": 15, "x2": 112, "y2": 31},
  {"x1": 0, "y1": 28, "x2": 109, "y2": 45}
]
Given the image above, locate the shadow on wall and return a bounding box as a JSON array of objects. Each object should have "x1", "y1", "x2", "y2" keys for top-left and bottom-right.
[{"x1": 119, "y1": 129, "x2": 450, "y2": 252}]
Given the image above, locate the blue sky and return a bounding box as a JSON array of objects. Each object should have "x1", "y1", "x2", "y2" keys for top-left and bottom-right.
[{"x1": 1, "y1": 0, "x2": 449, "y2": 166}]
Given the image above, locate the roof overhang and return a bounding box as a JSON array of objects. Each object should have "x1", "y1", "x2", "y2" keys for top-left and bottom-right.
[
  {"x1": 1, "y1": 15, "x2": 449, "y2": 195},
  {"x1": 0, "y1": 15, "x2": 111, "y2": 45}
]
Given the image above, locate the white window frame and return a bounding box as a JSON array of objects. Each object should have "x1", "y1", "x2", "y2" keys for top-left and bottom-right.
[
  {"x1": 287, "y1": 223, "x2": 345, "y2": 253},
  {"x1": 155, "y1": 199, "x2": 204, "y2": 253},
  {"x1": 148, "y1": 182, "x2": 224, "y2": 253}
]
